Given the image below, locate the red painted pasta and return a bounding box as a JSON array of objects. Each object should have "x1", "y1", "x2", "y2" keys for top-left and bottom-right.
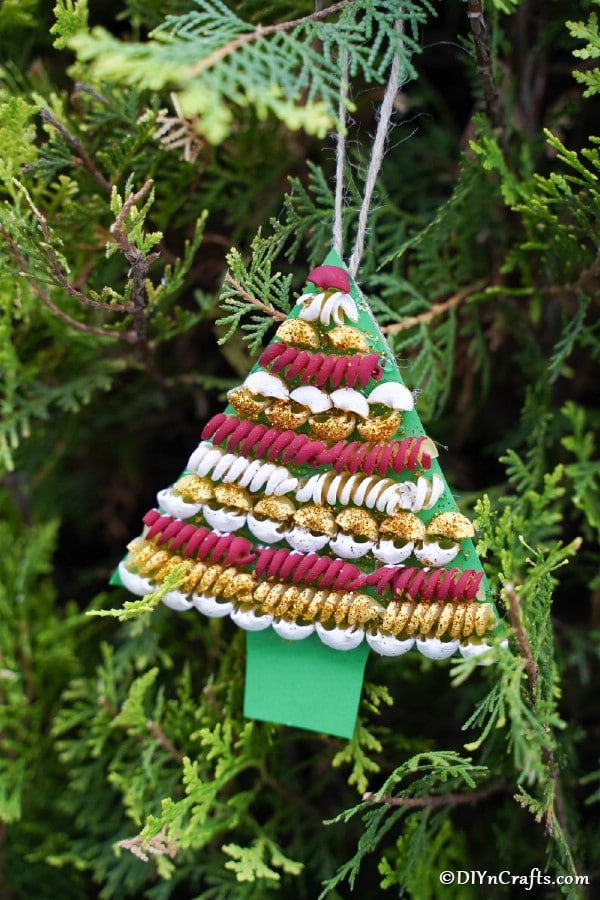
[
  {"x1": 158, "y1": 519, "x2": 188, "y2": 544},
  {"x1": 258, "y1": 343, "x2": 286, "y2": 367},
  {"x1": 407, "y1": 437, "x2": 425, "y2": 471},
  {"x1": 433, "y1": 568, "x2": 460, "y2": 601},
  {"x1": 333, "y1": 441, "x2": 362, "y2": 470},
  {"x1": 268, "y1": 429, "x2": 297, "y2": 460},
  {"x1": 344, "y1": 355, "x2": 363, "y2": 387},
  {"x1": 391, "y1": 566, "x2": 417, "y2": 595},
  {"x1": 315, "y1": 440, "x2": 345, "y2": 465},
  {"x1": 286, "y1": 350, "x2": 311, "y2": 379},
  {"x1": 196, "y1": 531, "x2": 220, "y2": 556},
  {"x1": 359, "y1": 355, "x2": 382, "y2": 385},
  {"x1": 183, "y1": 528, "x2": 210, "y2": 557},
  {"x1": 255, "y1": 547, "x2": 364, "y2": 592},
  {"x1": 300, "y1": 352, "x2": 325, "y2": 382},
  {"x1": 418, "y1": 568, "x2": 446, "y2": 601},
  {"x1": 290, "y1": 553, "x2": 325, "y2": 583},
  {"x1": 169, "y1": 523, "x2": 197, "y2": 550},
  {"x1": 201, "y1": 412, "x2": 227, "y2": 441},
  {"x1": 225, "y1": 419, "x2": 254, "y2": 449},
  {"x1": 331, "y1": 355, "x2": 351, "y2": 388},
  {"x1": 225, "y1": 536, "x2": 257, "y2": 566},
  {"x1": 145, "y1": 514, "x2": 174, "y2": 541},
  {"x1": 140, "y1": 511, "x2": 255, "y2": 566},
  {"x1": 294, "y1": 440, "x2": 327, "y2": 465},
  {"x1": 366, "y1": 565, "x2": 483, "y2": 603},
  {"x1": 205, "y1": 415, "x2": 431, "y2": 474},
  {"x1": 255, "y1": 547, "x2": 289, "y2": 578},
  {"x1": 141, "y1": 508, "x2": 483, "y2": 602},
  {"x1": 240, "y1": 424, "x2": 267, "y2": 455},
  {"x1": 406, "y1": 567, "x2": 428, "y2": 597},
  {"x1": 280, "y1": 433, "x2": 309, "y2": 464},
  {"x1": 314, "y1": 354, "x2": 337, "y2": 387},
  {"x1": 250, "y1": 429, "x2": 275, "y2": 458},
  {"x1": 278, "y1": 552, "x2": 305, "y2": 582},
  {"x1": 464, "y1": 572, "x2": 484, "y2": 600},
  {"x1": 212, "y1": 416, "x2": 239, "y2": 445},
  {"x1": 364, "y1": 566, "x2": 398, "y2": 594},
  {"x1": 258, "y1": 342, "x2": 383, "y2": 388},
  {"x1": 450, "y1": 569, "x2": 483, "y2": 601},
  {"x1": 345, "y1": 442, "x2": 372, "y2": 473}
]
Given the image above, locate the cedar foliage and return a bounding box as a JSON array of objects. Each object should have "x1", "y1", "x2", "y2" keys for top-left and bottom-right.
[{"x1": 1, "y1": 0, "x2": 599, "y2": 897}]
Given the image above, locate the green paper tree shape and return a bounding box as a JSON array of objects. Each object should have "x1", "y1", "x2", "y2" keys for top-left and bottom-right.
[{"x1": 115, "y1": 249, "x2": 503, "y2": 737}]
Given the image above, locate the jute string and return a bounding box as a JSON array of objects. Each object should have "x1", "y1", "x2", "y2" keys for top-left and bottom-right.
[{"x1": 334, "y1": 20, "x2": 404, "y2": 279}]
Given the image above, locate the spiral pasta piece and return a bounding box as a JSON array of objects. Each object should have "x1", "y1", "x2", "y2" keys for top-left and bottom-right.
[
  {"x1": 379, "y1": 598, "x2": 491, "y2": 639},
  {"x1": 127, "y1": 537, "x2": 256, "y2": 600},
  {"x1": 365, "y1": 565, "x2": 483, "y2": 602},
  {"x1": 202, "y1": 415, "x2": 431, "y2": 475},
  {"x1": 251, "y1": 581, "x2": 381, "y2": 629},
  {"x1": 186, "y1": 441, "x2": 298, "y2": 495},
  {"x1": 254, "y1": 546, "x2": 365, "y2": 592},
  {"x1": 316, "y1": 434, "x2": 432, "y2": 474},
  {"x1": 126, "y1": 538, "x2": 176, "y2": 577},
  {"x1": 296, "y1": 471, "x2": 441, "y2": 513},
  {"x1": 258, "y1": 343, "x2": 383, "y2": 389},
  {"x1": 141, "y1": 510, "x2": 256, "y2": 566}
]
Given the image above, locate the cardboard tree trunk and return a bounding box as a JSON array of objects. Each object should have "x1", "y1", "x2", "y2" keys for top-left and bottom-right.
[{"x1": 113, "y1": 250, "x2": 502, "y2": 739}]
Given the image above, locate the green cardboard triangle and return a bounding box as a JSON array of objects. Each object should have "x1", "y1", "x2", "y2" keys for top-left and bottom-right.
[{"x1": 114, "y1": 249, "x2": 502, "y2": 738}]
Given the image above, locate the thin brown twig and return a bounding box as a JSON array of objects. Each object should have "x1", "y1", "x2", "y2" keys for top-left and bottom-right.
[
  {"x1": 26, "y1": 199, "x2": 134, "y2": 313},
  {"x1": 382, "y1": 280, "x2": 485, "y2": 334},
  {"x1": 224, "y1": 272, "x2": 287, "y2": 321},
  {"x1": 74, "y1": 82, "x2": 109, "y2": 106},
  {"x1": 467, "y1": 0, "x2": 501, "y2": 129},
  {"x1": 363, "y1": 781, "x2": 505, "y2": 809},
  {"x1": 119, "y1": 826, "x2": 179, "y2": 863},
  {"x1": 110, "y1": 180, "x2": 160, "y2": 347},
  {"x1": 187, "y1": 0, "x2": 350, "y2": 76},
  {"x1": 505, "y1": 590, "x2": 575, "y2": 850},
  {"x1": 0, "y1": 225, "x2": 134, "y2": 342},
  {"x1": 147, "y1": 720, "x2": 184, "y2": 764},
  {"x1": 40, "y1": 108, "x2": 112, "y2": 193},
  {"x1": 504, "y1": 582, "x2": 538, "y2": 695},
  {"x1": 544, "y1": 248, "x2": 600, "y2": 299}
]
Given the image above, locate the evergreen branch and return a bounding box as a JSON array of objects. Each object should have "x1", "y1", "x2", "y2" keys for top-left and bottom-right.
[
  {"x1": 25, "y1": 194, "x2": 134, "y2": 313},
  {"x1": 223, "y1": 272, "x2": 286, "y2": 322},
  {"x1": 70, "y1": 1, "x2": 423, "y2": 142},
  {"x1": 110, "y1": 179, "x2": 160, "y2": 348},
  {"x1": 382, "y1": 280, "x2": 485, "y2": 334},
  {"x1": 187, "y1": 0, "x2": 350, "y2": 77},
  {"x1": 40, "y1": 107, "x2": 112, "y2": 193},
  {"x1": 466, "y1": 0, "x2": 501, "y2": 129},
  {"x1": 0, "y1": 225, "x2": 133, "y2": 342},
  {"x1": 504, "y1": 581, "x2": 538, "y2": 696},
  {"x1": 362, "y1": 781, "x2": 505, "y2": 808}
]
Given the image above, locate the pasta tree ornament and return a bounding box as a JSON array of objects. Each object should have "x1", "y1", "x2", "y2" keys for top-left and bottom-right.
[{"x1": 114, "y1": 250, "x2": 503, "y2": 738}]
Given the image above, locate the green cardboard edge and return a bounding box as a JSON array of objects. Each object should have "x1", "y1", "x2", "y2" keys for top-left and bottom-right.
[{"x1": 244, "y1": 629, "x2": 369, "y2": 739}]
